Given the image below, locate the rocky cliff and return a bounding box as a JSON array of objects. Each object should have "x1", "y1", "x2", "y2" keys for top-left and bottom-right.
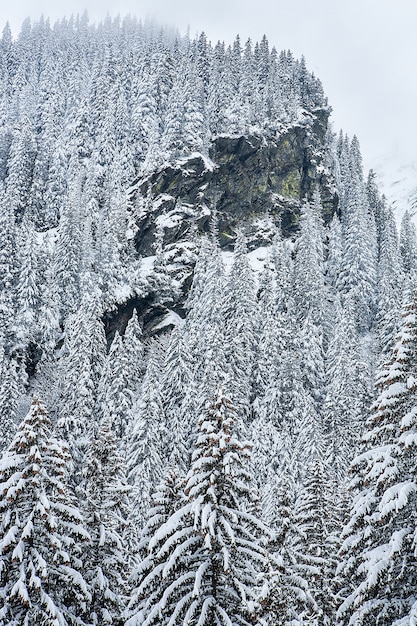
[
  {"x1": 105, "y1": 107, "x2": 338, "y2": 337},
  {"x1": 133, "y1": 107, "x2": 336, "y2": 254}
]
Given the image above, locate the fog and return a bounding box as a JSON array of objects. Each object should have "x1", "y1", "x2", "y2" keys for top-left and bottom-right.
[{"x1": 3, "y1": 0, "x2": 417, "y2": 181}]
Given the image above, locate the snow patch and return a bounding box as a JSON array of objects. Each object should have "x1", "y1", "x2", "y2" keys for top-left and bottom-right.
[
  {"x1": 156, "y1": 212, "x2": 184, "y2": 229},
  {"x1": 140, "y1": 256, "x2": 156, "y2": 276},
  {"x1": 247, "y1": 246, "x2": 270, "y2": 273},
  {"x1": 221, "y1": 246, "x2": 271, "y2": 278},
  {"x1": 153, "y1": 310, "x2": 185, "y2": 331},
  {"x1": 175, "y1": 152, "x2": 217, "y2": 172}
]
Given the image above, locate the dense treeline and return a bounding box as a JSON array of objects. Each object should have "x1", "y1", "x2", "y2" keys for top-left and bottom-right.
[{"x1": 1, "y1": 14, "x2": 417, "y2": 626}]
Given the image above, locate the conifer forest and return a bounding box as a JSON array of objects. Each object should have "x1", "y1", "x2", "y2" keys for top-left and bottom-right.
[{"x1": 1, "y1": 15, "x2": 417, "y2": 626}]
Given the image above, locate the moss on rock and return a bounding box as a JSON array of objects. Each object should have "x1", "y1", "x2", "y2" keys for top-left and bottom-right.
[{"x1": 281, "y1": 169, "x2": 301, "y2": 198}]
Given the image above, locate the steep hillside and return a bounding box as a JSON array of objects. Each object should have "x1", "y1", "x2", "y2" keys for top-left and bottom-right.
[{"x1": 0, "y1": 15, "x2": 417, "y2": 626}]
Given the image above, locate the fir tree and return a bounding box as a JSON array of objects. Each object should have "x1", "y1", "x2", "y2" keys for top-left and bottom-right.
[
  {"x1": 223, "y1": 230, "x2": 258, "y2": 421},
  {"x1": 337, "y1": 137, "x2": 377, "y2": 333},
  {"x1": 0, "y1": 353, "x2": 20, "y2": 452},
  {"x1": 399, "y1": 210, "x2": 417, "y2": 287},
  {"x1": 15, "y1": 214, "x2": 40, "y2": 346},
  {"x1": 376, "y1": 202, "x2": 404, "y2": 358},
  {"x1": 327, "y1": 213, "x2": 343, "y2": 291},
  {"x1": 127, "y1": 343, "x2": 167, "y2": 529},
  {"x1": 81, "y1": 417, "x2": 131, "y2": 625},
  {"x1": 292, "y1": 459, "x2": 339, "y2": 625},
  {"x1": 293, "y1": 192, "x2": 327, "y2": 328},
  {"x1": 162, "y1": 327, "x2": 195, "y2": 471},
  {"x1": 99, "y1": 329, "x2": 139, "y2": 440},
  {"x1": 260, "y1": 456, "x2": 316, "y2": 626},
  {"x1": 0, "y1": 395, "x2": 91, "y2": 625},
  {"x1": 338, "y1": 292, "x2": 417, "y2": 625},
  {"x1": 126, "y1": 388, "x2": 268, "y2": 626},
  {"x1": 57, "y1": 288, "x2": 106, "y2": 473},
  {"x1": 6, "y1": 117, "x2": 37, "y2": 221},
  {"x1": 323, "y1": 297, "x2": 365, "y2": 484}
]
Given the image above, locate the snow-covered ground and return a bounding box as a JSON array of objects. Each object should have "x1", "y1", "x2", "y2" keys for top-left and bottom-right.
[{"x1": 221, "y1": 246, "x2": 271, "y2": 279}]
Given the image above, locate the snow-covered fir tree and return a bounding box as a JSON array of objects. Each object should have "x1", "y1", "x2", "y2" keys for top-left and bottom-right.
[
  {"x1": 81, "y1": 417, "x2": 132, "y2": 625},
  {"x1": 0, "y1": 395, "x2": 91, "y2": 625},
  {"x1": 126, "y1": 388, "x2": 268, "y2": 626},
  {"x1": 127, "y1": 342, "x2": 167, "y2": 529},
  {"x1": 338, "y1": 292, "x2": 417, "y2": 625}
]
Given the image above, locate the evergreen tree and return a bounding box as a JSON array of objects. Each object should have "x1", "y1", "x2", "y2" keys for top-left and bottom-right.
[
  {"x1": 126, "y1": 388, "x2": 268, "y2": 626},
  {"x1": 292, "y1": 459, "x2": 339, "y2": 625},
  {"x1": 81, "y1": 417, "x2": 131, "y2": 625},
  {"x1": 376, "y1": 202, "x2": 404, "y2": 358},
  {"x1": 323, "y1": 297, "x2": 365, "y2": 484},
  {"x1": 285, "y1": 306, "x2": 327, "y2": 486},
  {"x1": 293, "y1": 192, "x2": 327, "y2": 328},
  {"x1": 162, "y1": 327, "x2": 195, "y2": 471},
  {"x1": 131, "y1": 71, "x2": 160, "y2": 171},
  {"x1": 15, "y1": 214, "x2": 40, "y2": 346},
  {"x1": 0, "y1": 353, "x2": 20, "y2": 452},
  {"x1": 57, "y1": 288, "x2": 106, "y2": 472},
  {"x1": 338, "y1": 292, "x2": 417, "y2": 625},
  {"x1": 0, "y1": 184, "x2": 17, "y2": 348},
  {"x1": 123, "y1": 310, "x2": 145, "y2": 386},
  {"x1": 52, "y1": 173, "x2": 84, "y2": 318},
  {"x1": 0, "y1": 395, "x2": 91, "y2": 625},
  {"x1": 297, "y1": 312, "x2": 325, "y2": 412},
  {"x1": 253, "y1": 250, "x2": 284, "y2": 404},
  {"x1": 125, "y1": 467, "x2": 186, "y2": 624},
  {"x1": 337, "y1": 137, "x2": 377, "y2": 333},
  {"x1": 399, "y1": 210, "x2": 417, "y2": 287},
  {"x1": 127, "y1": 343, "x2": 167, "y2": 529},
  {"x1": 182, "y1": 62, "x2": 208, "y2": 154},
  {"x1": 161, "y1": 69, "x2": 185, "y2": 160},
  {"x1": 0, "y1": 183, "x2": 16, "y2": 297},
  {"x1": 260, "y1": 451, "x2": 316, "y2": 626},
  {"x1": 327, "y1": 213, "x2": 343, "y2": 291},
  {"x1": 366, "y1": 169, "x2": 384, "y2": 246},
  {"x1": 6, "y1": 117, "x2": 37, "y2": 221},
  {"x1": 185, "y1": 232, "x2": 228, "y2": 411},
  {"x1": 99, "y1": 329, "x2": 139, "y2": 440},
  {"x1": 223, "y1": 230, "x2": 258, "y2": 421}
]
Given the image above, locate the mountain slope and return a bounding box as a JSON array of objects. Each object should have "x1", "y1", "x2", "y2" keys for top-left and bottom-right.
[{"x1": 0, "y1": 15, "x2": 416, "y2": 626}]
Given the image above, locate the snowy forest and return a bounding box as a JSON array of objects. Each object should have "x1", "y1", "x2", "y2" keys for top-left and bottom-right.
[{"x1": 1, "y1": 13, "x2": 417, "y2": 626}]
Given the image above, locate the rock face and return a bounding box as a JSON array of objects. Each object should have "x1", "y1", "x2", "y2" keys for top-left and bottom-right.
[
  {"x1": 132, "y1": 107, "x2": 337, "y2": 256},
  {"x1": 116, "y1": 107, "x2": 339, "y2": 336}
]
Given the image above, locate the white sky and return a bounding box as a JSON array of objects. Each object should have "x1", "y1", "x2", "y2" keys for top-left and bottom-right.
[{"x1": 2, "y1": 0, "x2": 416, "y2": 176}]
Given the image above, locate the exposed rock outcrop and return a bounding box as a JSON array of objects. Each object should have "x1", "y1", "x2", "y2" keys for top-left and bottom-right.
[
  {"x1": 112, "y1": 108, "x2": 339, "y2": 338},
  {"x1": 132, "y1": 107, "x2": 337, "y2": 257}
]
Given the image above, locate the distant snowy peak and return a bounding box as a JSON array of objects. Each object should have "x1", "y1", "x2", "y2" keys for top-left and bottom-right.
[{"x1": 373, "y1": 157, "x2": 417, "y2": 223}]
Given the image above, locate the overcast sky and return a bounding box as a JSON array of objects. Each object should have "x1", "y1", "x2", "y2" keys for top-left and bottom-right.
[{"x1": 2, "y1": 0, "x2": 416, "y2": 178}]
